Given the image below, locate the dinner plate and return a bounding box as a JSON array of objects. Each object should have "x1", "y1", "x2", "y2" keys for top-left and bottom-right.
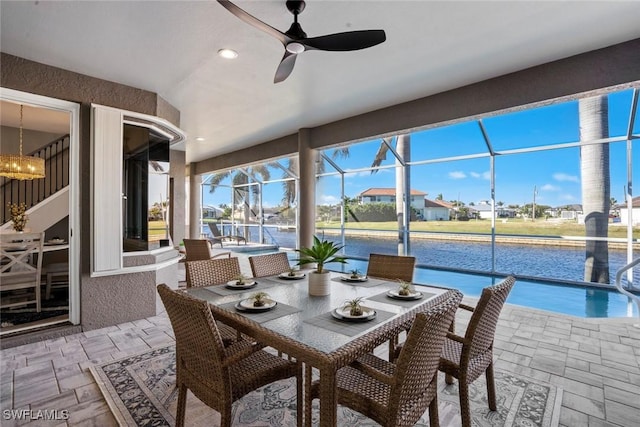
[
  {"x1": 47, "y1": 239, "x2": 65, "y2": 244},
  {"x1": 340, "y1": 275, "x2": 368, "y2": 282},
  {"x1": 225, "y1": 280, "x2": 258, "y2": 290},
  {"x1": 235, "y1": 299, "x2": 277, "y2": 312},
  {"x1": 331, "y1": 306, "x2": 376, "y2": 322},
  {"x1": 387, "y1": 290, "x2": 423, "y2": 300},
  {"x1": 278, "y1": 272, "x2": 306, "y2": 280}
]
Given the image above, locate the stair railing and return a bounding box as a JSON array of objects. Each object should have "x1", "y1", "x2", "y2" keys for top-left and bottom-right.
[{"x1": 1, "y1": 134, "x2": 70, "y2": 224}]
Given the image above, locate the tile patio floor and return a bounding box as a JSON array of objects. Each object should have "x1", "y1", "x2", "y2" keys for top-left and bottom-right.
[{"x1": 1, "y1": 258, "x2": 639, "y2": 426}]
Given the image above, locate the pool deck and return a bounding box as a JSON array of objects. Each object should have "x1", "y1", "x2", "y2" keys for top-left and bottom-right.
[{"x1": 1, "y1": 254, "x2": 639, "y2": 426}]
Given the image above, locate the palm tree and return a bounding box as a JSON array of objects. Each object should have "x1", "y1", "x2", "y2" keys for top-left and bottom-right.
[
  {"x1": 209, "y1": 165, "x2": 271, "y2": 238},
  {"x1": 370, "y1": 134, "x2": 411, "y2": 253},
  {"x1": 279, "y1": 148, "x2": 349, "y2": 207},
  {"x1": 579, "y1": 95, "x2": 610, "y2": 283}
]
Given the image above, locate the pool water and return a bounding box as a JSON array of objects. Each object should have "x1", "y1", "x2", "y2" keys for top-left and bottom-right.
[{"x1": 330, "y1": 258, "x2": 639, "y2": 319}]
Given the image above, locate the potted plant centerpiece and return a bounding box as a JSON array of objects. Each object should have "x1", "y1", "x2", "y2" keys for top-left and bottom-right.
[
  {"x1": 251, "y1": 292, "x2": 270, "y2": 307},
  {"x1": 397, "y1": 279, "x2": 413, "y2": 296},
  {"x1": 296, "y1": 235, "x2": 347, "y2": 296},
  {"x1": 344, "y1": 297, "x2": 365, "y2": 316}
]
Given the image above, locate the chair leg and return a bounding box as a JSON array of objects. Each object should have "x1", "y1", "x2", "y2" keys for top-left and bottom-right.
[
  {"x1": 486, "y1": 363, "x2": 497, "y2": 411},
  {"x1": 445, "y1": 373, "x2": 454, "y2": 385},
  {"x1": 35, "y1": 280, "x2": 41, "y2": 312},
  {"x1": 388, "y1": 335, "x2": 397, "y2": 362},
  {"x1": 458, "y1": 381, "x2": 472, "y2": 427},
  {"x1": 220, "y1": 409, "x2": 232, "y2": 427},
  {"x1": 304, "y1": 365, "x2": 313, "y2": 427},
  {"x1": 428, "y1": 389, "x2": 440, "y2": 427},
  {"x1": 175, "y1": 384, "x2": 187, "y2": 427},
  {"x1": 296, "y1": 369, "x2": 303, "y2": 427}
]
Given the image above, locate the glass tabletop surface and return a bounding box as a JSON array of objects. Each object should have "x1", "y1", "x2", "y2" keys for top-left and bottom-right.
[{"x1": 185, "y1": 272, "x2": 448, "y2": 354}]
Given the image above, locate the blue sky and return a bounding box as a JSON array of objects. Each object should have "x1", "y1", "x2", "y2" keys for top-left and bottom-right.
[{"x1": 205, "y1": 88, "x2": 639, "y2": 209}]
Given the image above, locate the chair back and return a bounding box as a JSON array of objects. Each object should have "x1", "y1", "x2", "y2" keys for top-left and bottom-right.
[
  {"x1": 249, "y1": 252, "x2": 291, "y2": 277},
  {"x1": 464, "y1": 276, "x2": 516, "y2": 359},
  {"x1": 208, "y1": 223, "x2": 223, "y2": 238},
  {"x1": 183, "y1": 239, "x2": 213, "y2": 261},
  {"x1": 366, "y1": 253, "x2": 415, "y2": 282},
  {"x1": 157, "y1": 284, "x2": 228, "y2": 395},
  {"x1": 185, "y1": 257, "x2": 241, "y2": 288},
  {"x1": 390, "y1": 290, "x2": 462, "y2": 420},
  {"x1": 1, "y1": 232, "x2": 44, "y2": 287}
]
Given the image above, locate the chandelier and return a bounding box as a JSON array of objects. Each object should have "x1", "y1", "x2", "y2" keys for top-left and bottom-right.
[{"x1": 0, "y1": 104, "x2": 45, "y2": 180}]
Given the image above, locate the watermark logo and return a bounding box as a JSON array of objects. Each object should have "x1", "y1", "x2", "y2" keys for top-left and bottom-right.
[{"x1": 2, "y1": 409, "x2": 69, "y2": 421}]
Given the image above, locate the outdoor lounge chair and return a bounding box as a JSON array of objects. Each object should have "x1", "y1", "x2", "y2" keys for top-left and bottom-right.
[
  {"x1": 182, "y1": 238, "x2": 231, "y2": 262},
  {"x1": 305, "y1": 290, "x2": 462, "y2": 427},
  {"x1": 157, "y1": 284, "x2": 303, "y2": 427},
  {"x1": 207, "y1": 223, "x2": 246, "y2": 247}
]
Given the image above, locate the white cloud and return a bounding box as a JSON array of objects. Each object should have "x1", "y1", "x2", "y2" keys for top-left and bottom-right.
[
  {"x1": 560, "y1": 194, "x2": 577, "y2": 201},
  {"x1": 469, "y1": 171, "x2": 491, "y2": 180},
  {"x1": 318, "y1": 194, "x2": 340, "y2": 205},
  {"x1": 553, "y1": 173, "x2": 578, "y2": 183},
  {"x1": 541, "y1": 184, "x2": 560, "y2": 191},
  {"x1": 449, "y1": 171, "x2": 466, "y2": 179}
]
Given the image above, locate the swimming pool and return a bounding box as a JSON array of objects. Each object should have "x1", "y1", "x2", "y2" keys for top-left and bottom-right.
[{"x1": 329, "y1": 258, "x2": 640, "y2": 319}]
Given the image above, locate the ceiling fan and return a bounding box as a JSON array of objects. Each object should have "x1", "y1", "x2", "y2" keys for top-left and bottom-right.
[{"x1": 217, "y1": 0, "x2": 386, "y2": 83}]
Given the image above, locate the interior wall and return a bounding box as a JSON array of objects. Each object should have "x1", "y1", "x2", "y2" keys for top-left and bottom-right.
[{"x1": 0, "y1": 126, "x2": 65, "y2": 154}]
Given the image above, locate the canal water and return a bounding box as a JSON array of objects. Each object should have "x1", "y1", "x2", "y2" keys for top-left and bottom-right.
[{"x1": 264, "y1": 227, "x2": 637, "y2": 287}]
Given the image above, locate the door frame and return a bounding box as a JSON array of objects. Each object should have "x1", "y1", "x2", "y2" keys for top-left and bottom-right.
[{"x1": 1, "y1": 87, "x2": 81, "y2": 325}]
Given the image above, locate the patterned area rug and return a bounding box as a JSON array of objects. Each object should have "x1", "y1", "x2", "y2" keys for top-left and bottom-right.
[{"x1": 91, "y1": 346, "x2": 562, "y2": 427}]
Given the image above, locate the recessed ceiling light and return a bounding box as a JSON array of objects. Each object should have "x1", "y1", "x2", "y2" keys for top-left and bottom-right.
[
  {"x1": 217, "y1": 48, "x2": 238, "y2": 59},
  {"x1": 195, "y1": 137, "x2": 206, "y2": 142}
]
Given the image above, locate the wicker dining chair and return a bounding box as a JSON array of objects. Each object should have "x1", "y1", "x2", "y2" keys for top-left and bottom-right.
[
  {"x1": 182, "y1": 238, "x2": 231, "y2": 261},
  {"x1": 305, "y1": 290, "x2": 462, "y2": 427},
  {"x1": 184, "y1": 257, "x2": 245, "y2": 345},
  {"x1": 366, "y1": 253, "x2": 415, "y2": 282},
  {"x1": 157, "y1": 284, "x2": 303, "y2": 427},
  {"x1": 249, "y1": 252, "x2": 291, "y2": 277},
  {"x1": 366, "y1": 253, "x2": 416, "y2": 358},
  {"x1": 439, "y1": 276, "x2": 516, "y2": 427},
  {"x1": 185, "y1": 257, "x2": 242, "y2": 288}
]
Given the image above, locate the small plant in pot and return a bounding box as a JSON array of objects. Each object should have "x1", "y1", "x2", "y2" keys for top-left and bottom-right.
[
  {"x1": 251, "y1": 292, "x2": 270, "y2": 307},
  {"x1": 296, "y1": 235, "x2": 347, "y2": 296},
  {"x1": 234, "y1": 274, "x2": 249, "y2": 286},
  {"x1": 287, "y1": 267, "x2": 298, "y2": 277},
  {"x1": 397, "y1": 279, "x2": 413, "y2": 296},
  {"x1": 344, "y1": 297, "x2": 365, "y2": 316},
  {"x1": 349, "y1": 268, "x2": 362, "y2": 279}
]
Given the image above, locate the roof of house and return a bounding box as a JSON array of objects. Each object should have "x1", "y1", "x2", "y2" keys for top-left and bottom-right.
[
  {"x1": 425, "y1": 199, "x2": 452, "y2": 208},
  {"x1": 359, "y1": 188, "x2": 426, "y2": 197},
  {"x1": 617, "y1": 196, "x2": 640, "y2": 208}
]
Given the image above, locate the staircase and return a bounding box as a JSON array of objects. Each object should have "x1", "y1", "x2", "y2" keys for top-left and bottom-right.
[{"x1": 1, "y1": 134, "x2": 70, "y2": 228}]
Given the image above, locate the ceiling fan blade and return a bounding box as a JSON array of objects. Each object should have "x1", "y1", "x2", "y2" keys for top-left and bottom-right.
[
  {"x1": 274, "y1": 51, "x2": 298, "y2": 83},
  {"x1": 217, "y1": 0, "x2": 289, "y2": 45},
  {"x1": 302, "y1": 30, "x2": 386, "y2": 52}
]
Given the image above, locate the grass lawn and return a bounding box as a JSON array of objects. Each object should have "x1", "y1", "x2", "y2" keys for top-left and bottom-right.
[
  {"x1": 148, "y1": 220, "x2": 169, "y2": 239},
  {"x1": 317, "y1": 218, "x2": 637, "y2": 239}
]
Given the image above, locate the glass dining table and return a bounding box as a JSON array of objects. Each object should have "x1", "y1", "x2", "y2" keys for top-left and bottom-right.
[{"x1": 184, "y1": 271, "x2": 457, "y2": 427}]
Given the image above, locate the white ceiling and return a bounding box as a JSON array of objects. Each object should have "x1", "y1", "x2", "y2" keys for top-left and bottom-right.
[{"x1": 1, "y1": 1, "x2": 639, "y2": 164}]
